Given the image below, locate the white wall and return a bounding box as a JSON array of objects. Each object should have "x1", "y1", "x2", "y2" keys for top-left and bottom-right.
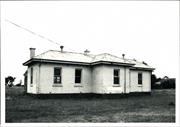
[
  {"x1": 27, "y1": 63, "x2": 151, "y2": 94},
  {"x1": 129, "y1": 70, "x2": 151, "y2": 92},
  {"x1": 27, "y1": 64, "x2": 39, "y2": 94},
  {"x1": 91, "y1": 65, "x2": 103, "y2": 93},
  {"x1": 92, "y1": 65, "x2": 130, "y2": 94},
  {"x1": 38, "y1": 63, "x2": 92, "y2": 94}
]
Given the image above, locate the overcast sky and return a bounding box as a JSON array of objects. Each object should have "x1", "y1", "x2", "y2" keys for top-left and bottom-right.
[{"x1": 1, "y1": 1, "x2": 179, "y2": 84}]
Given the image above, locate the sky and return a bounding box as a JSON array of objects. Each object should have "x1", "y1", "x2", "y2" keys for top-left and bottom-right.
[{"x1": 1, "y1": 1, "x2": 179, "y2": 84}]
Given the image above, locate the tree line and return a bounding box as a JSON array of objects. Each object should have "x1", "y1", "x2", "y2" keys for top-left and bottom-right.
[{"x1": 151, "y1": 74, "x2": 175, "y2": 89}]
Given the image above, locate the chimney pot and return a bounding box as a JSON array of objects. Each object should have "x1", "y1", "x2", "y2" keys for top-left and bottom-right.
[
  {"x1": 29, "y1": 48, "x2": 36, "y2": 58},
  {"x1": 60, "y1": 46, "x2": 64, "y2": 52}
]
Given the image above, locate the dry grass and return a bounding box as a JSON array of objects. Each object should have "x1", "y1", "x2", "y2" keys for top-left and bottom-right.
[{"x1": 6, "y1": 87, "x2": 175, "y2": 123}]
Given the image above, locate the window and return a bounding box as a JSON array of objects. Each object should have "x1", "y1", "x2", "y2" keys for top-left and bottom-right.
[
  {"x1": 54, "y1": 67, "x2": 61, "y2": 84},
  {"x1": 30, "y1": 67, "x2": 33, "y2": 84},
  {"x1": 138, "y1": 73, "x2": 143, "y2": 85},
  {"x1": 114, "y1": 69, "x2": 120, "y2": 84},
  {"x1": 75, "y1": 69, "x2": 82, "y2": 83}
]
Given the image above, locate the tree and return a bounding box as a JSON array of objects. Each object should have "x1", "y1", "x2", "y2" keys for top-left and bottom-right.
[
  {"x1": 151, "y1": 74, "x2": 157, "y2": 89},
  {"x1": 5, "y1": 76, "x2": 16, "y2": 87}
]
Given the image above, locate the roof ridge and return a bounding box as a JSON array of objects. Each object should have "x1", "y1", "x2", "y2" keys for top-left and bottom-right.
[
  {"x1": 48, "y1": 50, "x2": 95, "y2": 57},
  {"x1": 100, "y1": 53, "x2": 126, "y2": 59}
]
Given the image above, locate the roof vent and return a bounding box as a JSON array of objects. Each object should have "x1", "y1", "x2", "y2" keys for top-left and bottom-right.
[
  {"x1": 84, "y1": 49, "x2": 90, "y2": 55},
  {"x1": 122, "y1": 54, "x2": 125, "y2": 59},
  {"x1": 60, "y1": 46, "x2": 64, "y2": 52}
]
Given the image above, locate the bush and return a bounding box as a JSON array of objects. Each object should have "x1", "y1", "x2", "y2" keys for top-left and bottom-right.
[{"x1": 161, "y1": 79, "x2": 175, "y2": 89}]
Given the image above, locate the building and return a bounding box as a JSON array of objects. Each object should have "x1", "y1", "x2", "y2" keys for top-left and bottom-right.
[{"x1": 23, "y1": 47, "x2": 155, "y2": 94}]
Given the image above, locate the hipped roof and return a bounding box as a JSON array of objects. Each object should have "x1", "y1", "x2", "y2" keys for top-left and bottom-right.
[{"x1": 23, "y1": 50, "x2": 155, "y2": 70}]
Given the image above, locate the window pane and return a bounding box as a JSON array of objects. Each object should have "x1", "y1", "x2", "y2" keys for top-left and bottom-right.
[
  {"x1": 75, "y1": 77, "x2": 81, "y2": 83},
  {"x1": 114, "y1": 70, "x2": 119, "y2": 76},
  {"x1": 138, "y1": 73, "x2": 142, "y2": 84},
  {"x1": 75, "y1": 69, "x2": 82, "y2": 83},
  {"x1": 54, "y1": 76, "x2": 61, "y2": 83},
  {"x1": 75, "y1": 69, "x2": 81, "y2": 77},
  {"x1": 54, "y1": 68, "x2": 61, "y2": 84},
  {"x1": 57, "y1": 77, "x2": 61, "y2": 83},
  {"x1": 113, "y1": 69, "x2": 119, "y2": 84},
  {"x1": 30, "y1": 68, "x2": 33, "y2": 84},
  {"x1": 114, "y1": 77, "x2": 119, "y2": 84},
  {"x1": 54, "y1": 68, "x2": 61, "y2": 75}
]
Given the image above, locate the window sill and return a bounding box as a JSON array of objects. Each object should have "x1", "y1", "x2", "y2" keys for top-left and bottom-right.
[
  {"x1": 52, "y1": 85, "x2": 63, "y2": 87},
  {"x1": 74, "y1": 85, "x2": 83, "y2": 87},
  {"x1": 138, "y1": 85, "x2": 143, "y2": 87},
  {"x1": 113, "y1": 85, "x2": 121, "y2": 87}
]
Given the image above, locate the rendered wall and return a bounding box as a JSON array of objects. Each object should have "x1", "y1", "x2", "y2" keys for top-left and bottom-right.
[
  {"x1": 91, "y1": 65, "x2": 103, "y2": 93},
  {"x1": 27, "y1": 64, "x2": 39, "y2": 94},
  {"x1": 92, "y1": 65, "x2": 130, "y2": 94},
  {"x1": 27, "y1": 63, "x2": 151, "y2": 94},
  {"x1": 129, "y1": 70, "x2": 151, "y2": 92},
  {"x1": 38, "y1": 63, "x2": 92, "y2": 94}
]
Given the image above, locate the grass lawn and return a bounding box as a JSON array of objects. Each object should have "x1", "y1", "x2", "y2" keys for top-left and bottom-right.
[{"x1": 6, "y1": 86, "x2": 175, "y2": 123}]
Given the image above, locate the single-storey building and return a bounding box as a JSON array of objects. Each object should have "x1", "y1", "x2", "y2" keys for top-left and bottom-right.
[{"x1": 23, "y1": 46, "x2": 155, "y2": 94}]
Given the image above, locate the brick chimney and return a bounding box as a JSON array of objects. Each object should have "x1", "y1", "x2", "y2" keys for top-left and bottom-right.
[{"x1": 29, "y1": 48, "x2": 36, "y2": 58}]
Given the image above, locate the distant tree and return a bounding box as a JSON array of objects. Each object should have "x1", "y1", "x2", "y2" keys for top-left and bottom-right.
[
  {"x1": 5, "y1": 76, "x2": 16, "y2": 87},
  {"x1": 151, "y1": 74, "x2": 157, "y2": 89},
  {"x1": 151, "y1": 74, "x2": 157, "y2": 84},
  {"x1": 161, "y1": 78, "x2": 175, "y2": 89},
  {"x1": 163, "y1": 76, "x2": 169, "y2": 79},
  {"x1": 151, "y1": 74, "x2": 176, "y2": 89},
  {"x1": 156, "y1": 77, "x2": 162, "y2": 82}
]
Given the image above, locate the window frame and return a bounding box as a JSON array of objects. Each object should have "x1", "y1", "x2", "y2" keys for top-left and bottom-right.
[
  {"x1": 75, "y1": 68, "x2": 82, "y2": 84},
  {"x1": 113, "y1": 69, "x2": 120, "y2": 86},
  {"x1": 138, "y1": 72, "x2": 143, "y2": 85},
  {"x1": 53, "y1": 67, "x2": 62, "y2": 85}
]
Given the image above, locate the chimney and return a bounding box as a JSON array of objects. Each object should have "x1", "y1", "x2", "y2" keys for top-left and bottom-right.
[
  {"x1": 84, "y1": 49, "x2": 90, "y2": 55},
  {"x1": 60, "y1": 46, "x2": 64, "y2": 52},
  {"x1": 29, "y1": 48, "x2": 36, "y2": 58},
  {"x1": 122, "y1": 54, "x2": 125, "y2": 59}
]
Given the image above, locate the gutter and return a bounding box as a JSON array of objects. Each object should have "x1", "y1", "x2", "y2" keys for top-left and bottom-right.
[
  {"x1": 23, "y1": 58, "x2": 135, "y2": 67},
  {"x1": 130, "y1": 67, "x2": 155, "y2": 71},
  {"x1": 23, "y1": 58, "x2": 155, "y2": 71},
  {"x1": 23, "y1": 58, "x2": 91, "y2": 66}
]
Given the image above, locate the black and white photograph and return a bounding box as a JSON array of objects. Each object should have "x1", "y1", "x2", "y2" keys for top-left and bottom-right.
[{"x1": 1, "y1": 0, "x2": 179, "y2": 126}]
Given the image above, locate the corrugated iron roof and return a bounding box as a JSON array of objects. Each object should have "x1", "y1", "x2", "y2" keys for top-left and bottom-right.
[
  {"x1": 25, "y1": 50, "x2": 154, "y2": 70},
  {"x1": 34, "y1": 50, "x2": 95, "y2": 63},
  {"x1": 126, "y1": 59, "x2": 154, "y2": 69}
]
